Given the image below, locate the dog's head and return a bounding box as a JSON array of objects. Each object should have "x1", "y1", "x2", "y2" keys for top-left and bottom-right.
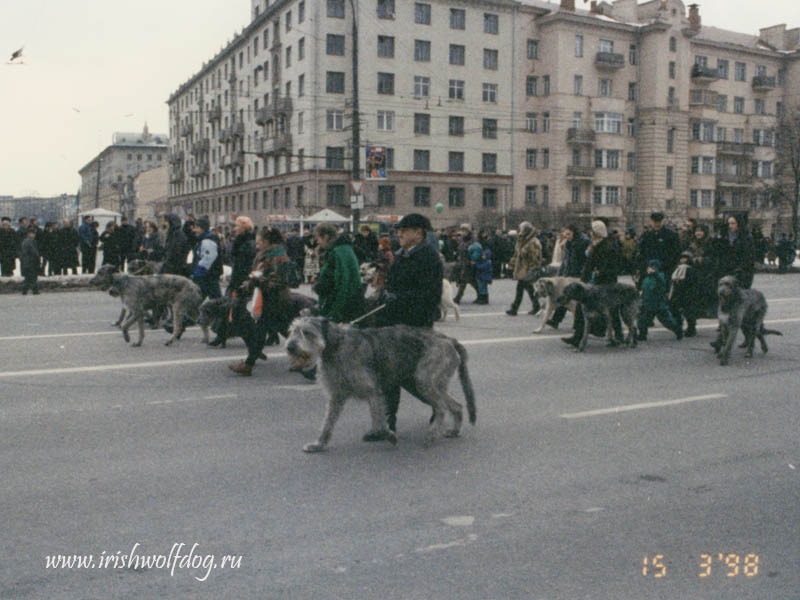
[
  {"x1": 89, "y1": 264, "x2": 117, "y2": 291},
  {"x1": 533, "y1": 278, "x2": 555, "y2": 299},
  {"x1": 360, "y1": 263, "x2": 377, "y2": 285},
  {"x1": 197, "y1": 297, "x2": 223, "y2": 327},
  {"x1": 556, "y1": 282, "x2": 586, "y2": 306},
  {"x1": 717, "y1": 275, "x2": 740, "y2": 305},
  {"x1": 286, "y1": 316, "x2": 332, "y2": 367}
]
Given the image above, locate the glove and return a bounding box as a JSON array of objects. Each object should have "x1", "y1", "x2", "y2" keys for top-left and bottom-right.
[
  {"x1": 381, "y1": 291, "x2": 398, "y2": 304},
  {"x1": 191, "y1": 265, "x2": 208, "y2": 280}
]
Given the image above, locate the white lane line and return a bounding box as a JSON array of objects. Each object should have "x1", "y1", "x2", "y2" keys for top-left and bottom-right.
[
  {"x1": 0, "y1": 317, "x2": 798, "y2": 380},
  {"x1": 202, "y1": 393, "x2": 238, "y2": 400},
  {"x1": 0, "y1": 331, "x2": 120, "y2": 341},
  {"x1": 560, "y1": 393, "x2": 728, "y2": 419}
]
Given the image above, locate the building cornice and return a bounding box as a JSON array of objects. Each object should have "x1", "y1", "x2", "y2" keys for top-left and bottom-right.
[
  {"x1": 536, "y1": 11, "x2": 639, "y2": 34},
  {"x1": 689, "y1": 36, "x2": 789, "y2": 60}
]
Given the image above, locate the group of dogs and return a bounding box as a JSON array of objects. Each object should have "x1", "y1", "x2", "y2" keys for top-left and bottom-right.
[{"x1": 89, "y1": 260, "x2": 781, "y2": 453}]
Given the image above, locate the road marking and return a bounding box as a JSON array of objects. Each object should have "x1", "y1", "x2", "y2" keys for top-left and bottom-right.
[
  {"x1": 560, "y1": 393, "x2": 728, "y2": 419},
  {"x1": 0, "y1": 317, "x2": 798, "y2": 380},
  {"x1": 0, "y1": 331, "x2": 120, "y2": 341},
  {"x1": 202, "y1": 393, "x2": 238, "y2": 400}
]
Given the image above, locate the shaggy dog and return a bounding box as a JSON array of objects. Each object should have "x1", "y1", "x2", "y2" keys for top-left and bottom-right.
[
  {"x1": 711, "y1": 275, "x2": 782, "y2": 365},
  {"x1": 285, "y1": 317, "x2": 476, "y2": 452},
  {"x1": 531, "y1": 276, "x2": 579, "y2": 333},
  {"x1": 557, "y1": 282, "x2": 640, "y2": 352},
  {"x1": 439, "y1": 278, "x2": 460, "y2": 321}
]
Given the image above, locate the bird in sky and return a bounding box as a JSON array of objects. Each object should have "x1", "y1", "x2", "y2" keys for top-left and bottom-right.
[
  {"x1": 10, "y1": 46, "x2": 23, "y2": 62},
  {"x1": 72, "y1": 107, "x2": 81, "y2": 113}
]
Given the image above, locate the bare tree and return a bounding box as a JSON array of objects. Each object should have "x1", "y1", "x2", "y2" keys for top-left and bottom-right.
[{"x1": 774, "y1": 106, "x2": 800, "y2": 239}]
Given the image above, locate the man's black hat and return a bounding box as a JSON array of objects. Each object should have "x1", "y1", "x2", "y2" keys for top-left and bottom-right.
[
  {"x1": 396, "y1": 213, "x2": 431, "y2": 231},
  {"x1": 650, "y1": 211, "x2": 665, "y2": 222}
]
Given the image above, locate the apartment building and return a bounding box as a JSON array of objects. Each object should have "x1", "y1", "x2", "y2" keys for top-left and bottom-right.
[
  {"x1": 166, "y1": 0, "x2": 799, "y2": 232},
  {"x1": 78, "y1": 124, "x2": 169, "y2": 219}
]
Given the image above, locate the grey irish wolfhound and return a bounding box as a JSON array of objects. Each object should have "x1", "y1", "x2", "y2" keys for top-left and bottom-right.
[
  {"x1": 712, "y1": 275, "x2": 782, "y2": 365},
  {"x1": 90, "y1": 264, "x2": 208, "y2": 347},
  {"x1": 557, "y1": 282, "x2": 640, "y2": 352},
  {"x1": 285, "y1": 317, "x2": 477, "y2": 453}
]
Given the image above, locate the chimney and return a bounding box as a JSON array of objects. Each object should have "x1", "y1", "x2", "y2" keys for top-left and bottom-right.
[
  {"x1": 688, "y1": 4, "x2": 701, "y2": 31},
  {"x1": 560, "y1": 0, "x2": 575, "y2": 11}
]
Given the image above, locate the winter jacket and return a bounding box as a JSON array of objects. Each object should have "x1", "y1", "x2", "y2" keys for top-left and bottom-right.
[
  {"x1": 475, "y1": 250, "x2": 493, "y2": 284},
  {"x1": 559, "y1": 234, "x2": 590, "y2": 277},
  {"x1": 20, "y1": 236, "x2": 40, "y2": 276},
  {"x1": 641, "y1": 271, "x2": 670, "y2": 312},
  {"x1": 509, "y1": 229, "x2": 543, "y2": 281},
  {"x1": 313, "y1": 234, "x2": 363, "y2": 323},
  {"x1": 383, "y1": 241, "x2": 443, "y2": 328},
  {"x1": 227, "y1": 231, "x2": 257, "y2": 293},
  {"x1": 0, "y1": 227, "x2": 18, "y2": 263},
  {"x1": 716, "y1": 232, "x2": 755, "y2": 288},
  {"x1": 160, "y1": 214, "x2": 191, "y2": 276},
  {"x1": 192, "y1": 231, "x2": 222, "y2": 280},
  {"x1": 582, "y1": 237, "x2": 621, "y2": 285},
  {"x1": 635, "y1": 226, "x2": 681, "y2": 280}
]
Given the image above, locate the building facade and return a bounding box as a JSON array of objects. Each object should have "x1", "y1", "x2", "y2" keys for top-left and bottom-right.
[
  {"x1": 78, "y1": 125, "x2": 169, "y2": 220},
  {"x1": 0, "y1": 194, "x2": 78, "y2": 224},
  {"x1": 133, "y1": 165, "x2": 169, "y2": 221},
  {"x1": 166, "y1": 0, "x2": 800, "y2": 233}
]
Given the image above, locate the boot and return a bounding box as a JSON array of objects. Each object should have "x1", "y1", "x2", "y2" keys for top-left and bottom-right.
[
  {"x1": 636, "y1": 329, "x2": 648, "y2": 342},
  {"x1": 228, "y1": 361, "x2": 252, "y2": 376},
  {"x1": 208, "y1": 336, "x2": 225, "y2": 347},
  {"x1": 506, "y1": 306, "x2": 518, "y2": 316},
  {"x1": 561, "y1": 336, "x2": 579, "y2": 348},
  {"x1": 685, "y1": 323, "x2": 697, "y2": 337}
]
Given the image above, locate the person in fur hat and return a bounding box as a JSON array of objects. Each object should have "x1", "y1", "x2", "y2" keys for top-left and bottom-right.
[
  {"x1": 505, "y1": 221, "x2": 542, "y2": 315},
  {"x1": 669, "y1": 250, "x2": 701, "y2": 337}
]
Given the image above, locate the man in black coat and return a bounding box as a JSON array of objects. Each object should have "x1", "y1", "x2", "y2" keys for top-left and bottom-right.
[
  {"x1": 634, "y1": 212, "x2": 681, "y2": 290},
  {"x1": 716, "y1": 215, "x2": 755, "y2": 288},
  {"x1": 0, "y1": 217, "x2": 18, "y2": 276},
  {"x1": 285, "y1": 227, "x2": 306, "y2": 282},
  {"x1": 159, "y1": 214, "x2": 191, "y2": 276},
  {"x1": 117, "y1": 217, "x2": 138, "y2": 271}
]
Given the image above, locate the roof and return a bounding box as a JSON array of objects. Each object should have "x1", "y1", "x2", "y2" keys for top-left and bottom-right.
[{"x1": 693, "y1": 25, "x2": 765, "y2": 50}]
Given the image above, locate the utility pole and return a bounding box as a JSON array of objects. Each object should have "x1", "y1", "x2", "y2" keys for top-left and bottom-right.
[{"x1": 349, "y1": 0, "x2": 361, "y2": 229}]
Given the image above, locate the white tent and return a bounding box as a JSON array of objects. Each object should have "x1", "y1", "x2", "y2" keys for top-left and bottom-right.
[
  {"x1": 305, "y1": 209, "x2": 349, "y2": 223},
  {"x1": 79, "y1": 207, "x2": 122, "y2": 232}
]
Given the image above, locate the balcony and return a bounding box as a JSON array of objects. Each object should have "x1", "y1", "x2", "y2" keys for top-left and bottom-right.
[
  {"x1": 191, "y1": 139, "x2": 209, "y2": 155},
  {"x1": 256, "y1": 97, "x2": 294, "y2": 125},
  {"x1": 566, "y1": 165, "x2": 595, "y2": 179},
  {"x1": 717, "y1": 141, "x2": 755, "y2": 155},
  {"x1": 207, "y1": 105, "x2": 221, "y2": 122},
  {"x1": 231, "y1": 120, "x2": 245, "y2": 139},
  {"x1": 169, "y1": 168, "x2": 184, "y2": 183},
  {"x1": 256, "y1": 133, "x2": 292, "y2": 156},
  {"x1": 716, "y1": 173, "x2": 751, "y2": 186},
  {"x1": 591, "y1": 204, "x2": 623, "y2": 219},
  {"x1": 687, "y1": 206, "x2": 716, "y2": 220},
  {"x1": 691, "y1": 64, "x2": 719, "y2": 83},
  {"x1": 191, "y1": 163, "x2": 209, "y2": 177},
  {"x1": 689, "y1": 89, "x2": 718, "y2": 107},
  {"x1": 595, "y1": 52, "x2": 625, "y2": 70},
  {"x1": 219, "y1": 127, "x2": 232, "y2": 143},
  {"x1": 180, "y1": 123, "x2": 194, "y2": 137},
  {"x1": 169, "y1": 150, "x2": 185, "y2": 164},
  {"x1": 752, "y1": 75, "x2": 777, "y2": 92},
  {"x1": 231, "y1": 150, "x2": 244, "y2": 167},
  {"x1": 567, "y1": 128, "x2": 596, "y2": 145}
]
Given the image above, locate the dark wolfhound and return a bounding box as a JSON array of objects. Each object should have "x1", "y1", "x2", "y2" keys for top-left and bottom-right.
[
  {"x1": 285, "y1": 317, "x2": 476, "y2": 452},
  {"x1": 90, "y1": 264, "x2": 207, "y2": 346},
  {"x1": 557, "y1": 282, "x2": 640, "y2": 352},
  {"x1": 711, "y1": 275, "x2": 782, "y2": 365}
]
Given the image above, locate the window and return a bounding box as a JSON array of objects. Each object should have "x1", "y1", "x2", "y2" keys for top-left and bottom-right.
[
  {"x1": 543, "y1": 75, "x2": 550, "y2": 96},
  {"x1": 733, "y1": 97, "x2": 744, "y2": 114},
  {"x1": 482, "y1": 119, "x2": 497, "y2": 139},
  {"x1": 666, "y1": 166, "x2": 673, "y2": 189},
  {"x1": 327, "y1": 184, "x2": 345, "y2": 205},
  {"x1": 629, "y1": 44, "x2": 637, "y2": 65},
  {"x1": 449, "y1": 188, "x2": 465, "y2": 208},
  {"x1": 298, "y1": 74, "x2": 304, "y2": 96},
  {"x1": 695, "y1": 55, "x2": 708, "y2": 68},
  {"x1": 285, "y1": 10, "x2": 292, "y2": 32},
  {"x1": 449, "y1": 79, "x2": 464, "y2": 100},
  {"x1": 414, "y1": 40, "x2": 431, "y2": 62},
  {"x1": 484, "y1": 13, "x2": 498, "y2": 34},
  {"x1": 414, "y1": 113, "x2": 430, "y2": 135},
  {"x1": 377, "y1": 36, "x2": 394, "y2": 58},
  {"x1": 378, "y1": 185, "x2": 395, "y2": 206},
  {"x1": 599, "y1": 79, "x2": 612, "y2": 97},
  {"x1": 734, "y1": 128, "x2": 743, "y2": 143},
  {"x1": 599, "y1": 39, "x2": 614, "y2": 53},
  {"x1": 575, "y1": 34, "x2": 583, "y2": 57},
  {"x1": 415, "y1": 3, "x2": 431, "y2": 25},
  {"x1": 484, "y1": 49, "x2": 498, "y2": 70},
  {"x1": 377, "y1": 72, "x2": 394, "y2": 94},
  {"x1": 526, "y1": 185, "x2": 538, "y2": 205},
  {"x1": 542, "y1": 112, "x2": 550, "y2": 132},
  {"x1": 449, "y1": 116, "x2": 464, "y2": 136},
  {"x1": 482, "y1": 188, "x2": 498, "y2": 207},
  {"x1": 573, "y1": 186, "x2": 581, "y2": 204},
  {"x1": 669, "y1": 61, "x2": 676, "y2": 79},
  {"x1": 450, "y1": 44, "x2": 465, "y2": 66},
  {"x1": 299, "y1": 1, "x2": 305, "y2": 22},
  {"x1": 574, "y1": 75, "x2": 583, "y2": 96},
  {"x1": 299, "y1": 38, "x2": 305, "y2": 61},
  {"x1": 542, "y1": 148, "x2": 550, "y2": 168},
  {"x1": 715, "y1": 126, "x2": 726, "y2": 142},
  {"x1": 377, "y1": 110, "x2": 394, "y2": 131},
  {"x1": 541, "y1": 185, "x2": 549, "y2": 206},
  {"x1": 482, "y1": 153, "x2": 497, "y2": 173},
  {"x1": 756, "y1": 64, "x2": 767, "y2": 77},
  {"x1": 690, "y1": 189, "x2": 699, "y2": 207},
  {"x1": 594, "y1": 112, "x2": 623, "y2": 133},
  {"x1": 527, "y1": 39, "x2": 539, "y2": 59},
  {"x1": 326, "y1": 34, "x2": 345, "y2": 56},
  {"x1": 526, "y1": 149, "x2": 537, "y2": 169},
  {"x1": 573, "y1": 112, "x2": 583, "y2": 129},
  {"x1": 735, "y1": 61, "x2": 746, "y2": 81},
  {"x1": 325, "y1": 147, "x2": 344, "y2": 169},
  {"x1": 627, "y1": 152, "x2": 636, "y2": 171},
  {"x1": 595, "y1": 149, "x2": 619, "y2": 169},
  {"x1": 717, "y1": 94, "x2": 727, "y2": 112},
  {"x1": 755, "y1": 98, "x2": 765, "y2": 115},
  {"x1": 482, "y1": 83, "x2": 497, "y2": 103},
  {"x1": 718, "y1": 59, "x2": 729, "y2": 79},
  {"x1": 384, "y1": 148, "x2": 394, "y2": 169},
  {"x1": 326, "y1": 71, "x2": 345, "y2": 93},
  {"x1": 667, "y1": 128, "x2": 674, "y2": 153},
  {"x1": 628, "y1": 82, "x2": 637, "y2": 101},
  {"x1": 326, "y1": 109, "x2": 344, "y2": 131},
  {"x1": 414, "y1": 187, "x2": 431, "y2": 206},
  {"x1": 526, "y1": 113, "x2": 538, "y2": 133},
  {"x1": 448, "y1": 152, "x2": 464, "y2": 172},
  {"x1": 669, "y1": 36, "x2": 677, "y2": 52},
  {"x1": 327, "y1": 0, "x2": 344, "y2": 18},
  {"x1": 627, "y1": 118, "x2": 636, "y2": 137},
  {"x1": 414, "y1": 76, "x2": 430, "y2": 98},
  {"x1": 450, "y1": 8, "x2": 465, "y2": 30},
  {"x1": 377, "y1": 0, "x2": 394, "y2": 19},
  {"x1": 526, "y1": 76, "x2": 538, "y2": 96},
  {"x1": 413, "y1": 150, "x2": 430, "y2": 171}
]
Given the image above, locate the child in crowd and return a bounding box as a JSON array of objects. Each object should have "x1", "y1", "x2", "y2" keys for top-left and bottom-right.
[
  {"x1": 669, "y1": 250, "x2": 700, "y2": 337},
  {"x1": 474, "y1": 247, "x2": 493, "y2": 305},
  {"x1": 637, "y1": 259, "x2": 682, "y2": 341}
]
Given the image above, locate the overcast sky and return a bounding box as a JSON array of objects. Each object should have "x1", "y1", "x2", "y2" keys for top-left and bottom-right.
[{"x1": 1, "y1": 0, "x2": 797, "y2": 198}]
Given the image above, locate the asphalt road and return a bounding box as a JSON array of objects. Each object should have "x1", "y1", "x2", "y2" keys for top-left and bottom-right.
[{"x1": 1, "y1": 275, "x2": 798, "y2": 599}]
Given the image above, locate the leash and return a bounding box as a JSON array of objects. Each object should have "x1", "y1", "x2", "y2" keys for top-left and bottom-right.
[{"x1": 349, "y1": 303, "x2": 386, "y2": 325}]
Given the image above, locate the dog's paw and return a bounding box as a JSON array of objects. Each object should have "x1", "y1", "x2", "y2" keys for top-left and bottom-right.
[
  {"x1": 122, "y1": 331, "x2": 130, "y2": 343},
  {"x1": 443, "y1": 429, "x2": 460, "y2": 438},
  {"x1": 386, "y1": 430, "x2": 398, "y2": 446},
  {"x1": 302, "y1": 442, "x2": 325, "y2": 453},
  {"x1": 131, "y1": 341, "x2": 142, "y2": 348},
  {"x1": 164, "y1": 339, "x2": 173, "y2": 346}
]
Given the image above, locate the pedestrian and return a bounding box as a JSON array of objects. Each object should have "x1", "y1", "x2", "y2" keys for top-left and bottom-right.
[
  {"x1": 686, "y1": 224, "x2": 718, "y2": 320},
  {"x1": 41, "y1": 222, "x2": 58, "y2": 276},
  {"x1": 190, "y1": 216, "x2": 223, "y2": 300},
  {"x1": 452, "y1": 227, "x2": 479, "y2": 304},
  {"x1": 634, "y1": 212, "x2": 681, "y2": 290},
  {"x1": 117, "y1": 217, "x2": 138, "y2": 271},
  {"x1": 159, "y1": 214, "x2": 191, "y2": 276},
  {"x1": 370, "y1": 236, "x2": 394, "y2": 294},
  {"x1": 475, "y1": 245, "x2": 493, "y2": 305},
  {"x1": 20, "y1": 227, "x2": 40, "y2": 295},
  {"x1": 303, "y1": 233, "x2": 320, "y2": 284},
  {"x1": 637, "y1": 259, "x2": 682, "y2": 341},
  {"x1": 99, "y1": 222, "x2": 121, "y2": 269},
  {"x1": 776, "y1": 234, "x2": 795, "y2": 273},
  {"x1": 312, "y1": 223, "x2": 362, "y2": 323},
  {"x1": 505, "y1": 221, "x2": 542, "y2": 316},
  {"x1": 353, "y1": 224, "x2": 378, "y2": 263},
  {"x1": 669, "y1": 251, "x2": 701, "y2": 337},
  {"x1": 716, "y1": 215, "x2": 755, "y2": 288},
  {"x1": 285, "y1": 226, "x2": 306, "y2": 282},
  {"x1": 58, "y1": 219, "x2": 80, "y2": 275},
  {"x1": 78, "y1": 216, "x2": 94, "y2": 274},
  {"x1": 0, "y1": 216, "x2": 18, "y2": 277},
  {"x1": 138, "y1": 221, "x2": 164, "y2": 262}
]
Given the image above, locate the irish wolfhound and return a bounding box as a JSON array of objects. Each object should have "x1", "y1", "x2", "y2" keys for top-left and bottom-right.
[
  {"x1": 711, "y1": 275, "x2": 782, "y2": 365},
  {"x1": 126, "y1": 259, "x2": 162, "y2": 275},
  {"x1": 285, "y1": 317, "x2": 477, "y2": 452},
  {"x1": 557, "y1": 282, "x2": 640, "y2": 352},
  {"x1": 90, "y1": 264, "x2": 207, "y2": 347},
  {"x1": 531, "y1": 276, "x2": 579, "y2": 333}
]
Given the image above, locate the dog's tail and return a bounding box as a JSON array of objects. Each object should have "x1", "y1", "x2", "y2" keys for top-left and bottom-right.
[
  {"x1": 761, "y1": 326, "x2": 783, "y2": 336},
  {"x1": 454, "y1": 341, "x2": 477, "y2": 424}
]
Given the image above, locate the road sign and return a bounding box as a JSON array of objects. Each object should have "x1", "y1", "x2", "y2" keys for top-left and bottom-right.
[
  {"x1": 350, "y1": 180, "x2": 363, "y2": 195},
  {"x1": 350, "y1": 195, "x2": 364, "y2": 209}
]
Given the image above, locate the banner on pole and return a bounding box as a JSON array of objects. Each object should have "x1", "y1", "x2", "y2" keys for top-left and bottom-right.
[{"x1": 365, "y1": 146, "x2": 387, "y2": 180}]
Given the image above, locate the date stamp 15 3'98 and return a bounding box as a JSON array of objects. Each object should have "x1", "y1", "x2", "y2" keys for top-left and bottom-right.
[{"x1": 641, "y1": 553, "x2": 760, "y2": 579}]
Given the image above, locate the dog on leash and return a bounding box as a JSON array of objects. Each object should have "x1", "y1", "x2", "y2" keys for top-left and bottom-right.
[
  {"x1": 126, "y1": 259, "x2": 162, "y2": 275},
  {"x1": 711, "y1": 275, "x2": 782, "y2": 365},
  {"x1": 531, "y1": 276, "x2": 579, "y2": 333},
  {"x1": 90, "y1": 264, "x2": 207, "y2": 346},
  {"x1": 440, "y1": 278, "x2": 460, "y2": 321},
  {"x1": 285, "y1": 317, "x2": 476, "y2": 452},
  {"x1": 557, "y1": 282, "x2": 640, "y2": 352}
]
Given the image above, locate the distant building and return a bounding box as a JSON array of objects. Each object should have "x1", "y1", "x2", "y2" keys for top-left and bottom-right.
[
  {"x1": 78, "y1": 124, "x2": 169, "y2": 219},
  {"x1": 0, "y1": 194, "x2": 77, "y2": 224},
  {"x1": 133, "y1": 165, "x2": 169, "y2": 221}
]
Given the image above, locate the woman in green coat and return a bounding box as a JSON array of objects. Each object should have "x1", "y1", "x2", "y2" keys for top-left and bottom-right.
[{"x1": 312, "y1": 224, "x2": 363, "y2": 323}]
